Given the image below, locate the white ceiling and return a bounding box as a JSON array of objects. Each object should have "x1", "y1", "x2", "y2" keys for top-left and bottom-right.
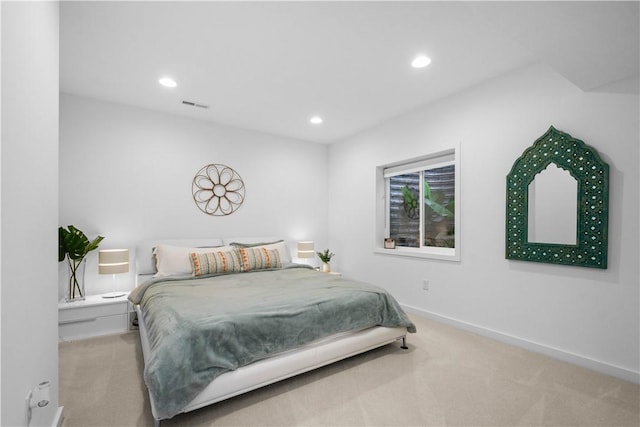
[{"x1": 60, "y1": 1, "x2": 639, "y2": 144}]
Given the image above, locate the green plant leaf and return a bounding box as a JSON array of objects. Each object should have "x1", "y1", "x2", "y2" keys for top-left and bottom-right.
[
  {"x1": 401, "y1": 186, "x2": 417, "y2": 208},
  {"x1": 59, "y1": 225, "x2": 104, "y2": 261},
  {"x1": 423, "y1": 180, "x2": 432, "y2": 200},
  {"x1": 424, "y1": 197, "x2": 453, "y2": 217},
  {"x1": 316, "y1": 249, "x2": 334, "y2": 263},
  {"x1": 423, "y1": 182, "x2": 453, "y2": 217},
  {"x1": 58, "y1": 227, "x2": 67, "y2": 262}
]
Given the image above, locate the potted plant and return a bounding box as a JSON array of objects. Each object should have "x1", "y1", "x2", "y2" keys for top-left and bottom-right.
[
  {"x1": 316, "y1": 249, "x2": 334, "y2": 273},
  {"x1": 59, "y1": 225, "x2": 104, "y2": 301}
]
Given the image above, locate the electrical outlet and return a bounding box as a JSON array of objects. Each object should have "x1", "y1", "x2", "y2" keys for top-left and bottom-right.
[{"x1": 422, "y1": 279, "x2": 429, "y2": 291}]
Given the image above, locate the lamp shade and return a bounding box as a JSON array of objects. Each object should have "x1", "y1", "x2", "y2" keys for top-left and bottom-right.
[
  {"x1": 98, "y1": 249, "x2": 129, "y2": 275},
  {"x1": 297, "y1": 241, "x2": 315, "y2": 259}
]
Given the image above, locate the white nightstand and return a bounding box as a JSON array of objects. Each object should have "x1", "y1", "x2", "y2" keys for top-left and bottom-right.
[
  {"x1": 58, "y1": 293, "x2": 130, "y2": 341},
  {"x1": 315, "y1": 269, "x2": 342, "y2": 277}
]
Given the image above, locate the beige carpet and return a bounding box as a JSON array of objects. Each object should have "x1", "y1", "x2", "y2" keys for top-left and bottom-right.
[{"x1": 59, "y1": 315, "x2": 639, "y2": 426}]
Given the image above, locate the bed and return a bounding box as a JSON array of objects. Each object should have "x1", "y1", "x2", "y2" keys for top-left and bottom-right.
[{"x1": 130, "y1": 238, "x2": 416, "y2": 424}]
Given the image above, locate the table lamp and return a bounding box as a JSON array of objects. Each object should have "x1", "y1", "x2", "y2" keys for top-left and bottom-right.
[
  {"x1": 98, "y1": 249, "x2": 129, "y2": 298},
  {"x1": 297, "y1": 241, "x2": 315, "y2": 265}
]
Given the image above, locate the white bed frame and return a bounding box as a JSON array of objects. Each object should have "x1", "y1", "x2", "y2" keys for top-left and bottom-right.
[{"x1": 133, "y1": 238, "x2": 409, "y2": 424}]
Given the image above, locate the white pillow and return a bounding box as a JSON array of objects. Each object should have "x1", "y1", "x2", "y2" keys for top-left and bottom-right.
[
  {"x1": 154, "y1": 244, "x2": 233, "y2": 277},
  {"x1": 263, "y1": 241, "x2": 292, "y2": 263}
]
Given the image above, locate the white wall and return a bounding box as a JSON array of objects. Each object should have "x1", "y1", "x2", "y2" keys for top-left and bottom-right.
[
  {"x1": 328, "y1": 64, "x2": 639, "y2": 382},
  {"x1": 1, "y1": 2, "x2": 61, "y2": 425},
  {"x1": 59, "y1": 94, "x2": 329, "y2": 297},
  {"x1": 1, "y1": 3, "x2": 4, "y2": 423},
  {"x1": 1, "y1": 3, "x2": 3, "y2": 422}
]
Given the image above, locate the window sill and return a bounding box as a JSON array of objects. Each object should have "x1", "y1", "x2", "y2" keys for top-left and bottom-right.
[{"x1": 374, "y1": 247, "x2": 460, "y2": 262}]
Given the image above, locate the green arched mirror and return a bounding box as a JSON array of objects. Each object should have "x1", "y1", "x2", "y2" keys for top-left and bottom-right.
[{"x1": 506, "y1": 126, "x2": 609, "y2": 269}]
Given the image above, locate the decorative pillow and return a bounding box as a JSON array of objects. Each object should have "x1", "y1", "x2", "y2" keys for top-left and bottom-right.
[
  {"x1": 154, "y1": 244, "x2": 232, "y2": 277},
  {"x1": 190, "y1": 250, "x2": 243, "y2": 276},
  {"x1": 238, "y1": 247, "x2": 282, "y2": 272},
  {"x1": 230, "y1": 240, "x2": 291, "y2": 264}
]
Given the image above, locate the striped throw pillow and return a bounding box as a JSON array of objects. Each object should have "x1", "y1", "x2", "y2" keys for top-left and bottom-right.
[
  {"x1": 190, "y1": 250, "x2": 243, "y2": 276},
  {"x1": 238, "y1": 247, "x2": 282, "y2": 272}
]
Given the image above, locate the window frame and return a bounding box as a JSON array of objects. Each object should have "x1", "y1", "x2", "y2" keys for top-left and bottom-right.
[{"x1": 375, "y1": 143, "x2": 460, "y2": 261}]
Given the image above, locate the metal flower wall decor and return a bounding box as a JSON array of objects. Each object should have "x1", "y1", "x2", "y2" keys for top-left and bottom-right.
[{"x1": 192, "y1": 164, "x2": 246, "y2": 216}]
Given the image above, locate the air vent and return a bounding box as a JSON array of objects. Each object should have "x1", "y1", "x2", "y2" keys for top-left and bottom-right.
[{"x1": 182, "y1": 100, "x2": 210, "y2": 109}]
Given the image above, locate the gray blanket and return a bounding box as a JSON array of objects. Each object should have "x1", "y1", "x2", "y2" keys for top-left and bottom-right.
[{"x1": 130, "y1": 265, "x2": 416, "y2": 419}]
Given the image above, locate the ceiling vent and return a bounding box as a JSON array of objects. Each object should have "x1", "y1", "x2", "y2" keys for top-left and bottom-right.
[{"x1": 182, "y1": 100, "x2": 210, "y2": 109}]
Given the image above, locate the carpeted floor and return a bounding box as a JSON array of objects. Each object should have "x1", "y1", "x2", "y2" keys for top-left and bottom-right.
[{"x1": 59, "y1": 315, "x2": 639, "y2": 426}]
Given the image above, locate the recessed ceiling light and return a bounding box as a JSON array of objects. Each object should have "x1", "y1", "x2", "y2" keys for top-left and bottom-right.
[
  {"x1": 159, "y1": 77, "x2": 177, "y2": 88},
  {"x1": 411, "y1": 55, "x2": 431, "y2": 69},
  {"x1": 310, "y1": 116, "x2": 323, "y2": 124}
]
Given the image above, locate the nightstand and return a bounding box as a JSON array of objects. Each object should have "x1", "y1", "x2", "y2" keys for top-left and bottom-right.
[
  {"x1": 58, "y1": 293, "x2": 130, "y2": 341},
  {"x1": 316, "y1": 269, "x2": 342, "y2": 277}
]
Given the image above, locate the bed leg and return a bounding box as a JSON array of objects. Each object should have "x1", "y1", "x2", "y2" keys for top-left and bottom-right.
[
  {"x1": 154, "y1": 419, "x2": 161, "y2": 427},
  {"x1": 401, "y1": 336, "x2": 408, "y2": 350}
]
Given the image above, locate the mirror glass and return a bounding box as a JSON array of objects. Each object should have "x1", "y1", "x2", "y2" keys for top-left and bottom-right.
[{"x1": 528, "y1": 163, "x2": 577, "y2": 244}]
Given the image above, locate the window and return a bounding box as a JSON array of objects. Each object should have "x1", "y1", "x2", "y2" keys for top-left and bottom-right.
[{"x1": 375, "y1": 145, "x2": 460, "y2": 261}]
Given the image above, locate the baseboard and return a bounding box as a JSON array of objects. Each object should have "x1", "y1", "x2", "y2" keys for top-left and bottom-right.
[
  {"x1": 52, "y1": 407, "x2": 63, "y2": 427},
  {"x1": 403, "y1": 304, "x2": 640, "y2": 384}
]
